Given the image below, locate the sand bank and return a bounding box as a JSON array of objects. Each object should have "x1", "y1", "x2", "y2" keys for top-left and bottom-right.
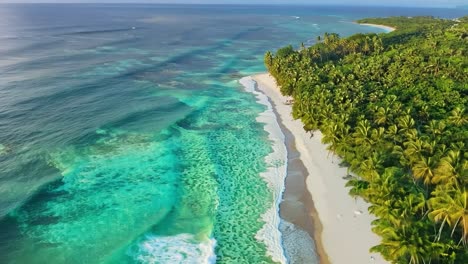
[
  {"x1": 251, "y1": 73, "x2": 387, "y2": 264},
  {"x1": 358, "y1": 23, "x2": 396, "y2": 32}
]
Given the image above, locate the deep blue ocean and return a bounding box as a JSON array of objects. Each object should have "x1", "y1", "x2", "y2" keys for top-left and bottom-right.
[{"x1": 0, "y1": 4, "x2": 465, "y2": 264}]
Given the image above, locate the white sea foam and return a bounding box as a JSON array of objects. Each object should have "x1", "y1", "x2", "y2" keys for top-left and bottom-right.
[
  {"x1": 130, "y1": 233, "x2": 216, "y2": 264},
  {"x1": 239, "y1": 77, "x2": 288, "y2": 264},
  {"x1": 280, "y1": 220, "x2": 319, "y2": 264}
]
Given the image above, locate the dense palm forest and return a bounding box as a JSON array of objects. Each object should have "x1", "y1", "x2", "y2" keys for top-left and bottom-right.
[{"x1": 265, "y1": 16, "x2": 467, "y2": 264}]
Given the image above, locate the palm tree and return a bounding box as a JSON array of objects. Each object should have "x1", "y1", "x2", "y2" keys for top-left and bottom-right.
[
  {"x1": 429, "y1": 187, "x2": 468, "y2": 245},
  {"x1": 355, "y1": 152, "x2": 385, "y2": 181},
  {"x1": 349, "y1": 40, "x2": 358, "y2": 54},
  {"x1": 403, "y1": 139, "x2": 429, "y2": 164},
  {"x1": 397, "y1": 115, "x2": 415, "y2": 135},
  {"x1": 424, "y1": 120, "x2": 447, "y2": 139},
  {"x1": 264, "y1": 51, "x2": 274, "y2": 69},
  {"x1": 363, "y1": 39, "x2": 371, "y2": 55},
  {"x1": 372, "y1": 36, "x2": 384, "y2": 53},
  {"x1": 398, "y1": 192, "x2": 427, "y2": 220},
  {"x1": 371, "y1": 220, "x2": 431, "y2": 264},
  {"x1": 448, "y1": 107, "x2": 467, "y2": 126},
  {"x1": 385, "y1": 124, "x2": 400, "y2": 144},
  {"x1": 433, "y1": 150, "x2": 467, "y2": 189},
  {"x1": 412, "y1": 156, "x2": 437, "y2": 186},
  {"x1": 374, "y1": 106, "x2": 391, "y2": 125},
  {"x1": 353, "y1": 119, "x2": 372, "y2": 145}
]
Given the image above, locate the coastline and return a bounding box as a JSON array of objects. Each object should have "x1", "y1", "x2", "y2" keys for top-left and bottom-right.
[
  {"x1": 239, "y1": 77, "x2": 288, "y2": 264},
  {"x1": 358, "y1": 23, "x2": 396, "y2": 32},
  {"x1": 274, "y1": 96, "x2": 325, "y2": 264},
  {"x1": 240, "y1": 76, "x2": 320, "y2": 264},
  {"x1": 249, "y1": 73, "x2": 388, "y2": 264}
]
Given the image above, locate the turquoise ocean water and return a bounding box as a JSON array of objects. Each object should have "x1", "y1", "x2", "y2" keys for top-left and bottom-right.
[{"x1": 0, "y1": 4, "x2": 464, "y2": 264}]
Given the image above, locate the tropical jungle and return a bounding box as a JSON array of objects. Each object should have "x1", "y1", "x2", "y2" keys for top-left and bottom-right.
[{"x1": 265, "y1": 16, "x2": 468, "y2": 264}]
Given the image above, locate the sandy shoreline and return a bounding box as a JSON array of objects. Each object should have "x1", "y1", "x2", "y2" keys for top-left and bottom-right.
[
  {"x1": 240, "y1": 77, "x2": 320, "y2": 264},
  {"x1": 274, "y1": 98, "x2": 325, "y2": 264},
  {"x1": 239, "y1": 77, "x2": 288, "y2": 263},
  {"x1": 358, "y1": 23, "x2": 396, "y2": 32},
  {"x1": 250, "y1": 73, "x2": 387, "y2": 264}
]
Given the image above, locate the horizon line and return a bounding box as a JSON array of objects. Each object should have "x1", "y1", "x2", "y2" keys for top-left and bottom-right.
[{"x1": 0, "y1": 2, "x2": 459, "y2": 9}]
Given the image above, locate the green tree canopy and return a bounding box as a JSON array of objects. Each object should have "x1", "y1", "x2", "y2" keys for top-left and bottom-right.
[{"x1": 265, "y1": 16, "x2": 468, "y2": 264}]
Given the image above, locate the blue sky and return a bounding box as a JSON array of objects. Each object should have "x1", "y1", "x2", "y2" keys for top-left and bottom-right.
[{"x1": 2, "y1": 0, "x2": 466, "y2": 8}]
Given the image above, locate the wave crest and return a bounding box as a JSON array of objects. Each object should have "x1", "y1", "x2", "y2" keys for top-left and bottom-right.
[{"x1": 129, "y1": 234, "x2": 216, "y2": 264}]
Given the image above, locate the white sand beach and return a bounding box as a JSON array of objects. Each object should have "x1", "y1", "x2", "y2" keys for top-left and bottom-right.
[
  {"x1": 359, "y1": 23, "x2": 396, "y2": 32},
  {"x1": 251, "y1": 73, "x2": 388, "y2": 264}
]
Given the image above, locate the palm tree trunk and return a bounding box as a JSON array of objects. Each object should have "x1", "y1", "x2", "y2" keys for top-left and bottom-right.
[{"x1": 435, "y1": 216, "x2": 447, "y2": 242}]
